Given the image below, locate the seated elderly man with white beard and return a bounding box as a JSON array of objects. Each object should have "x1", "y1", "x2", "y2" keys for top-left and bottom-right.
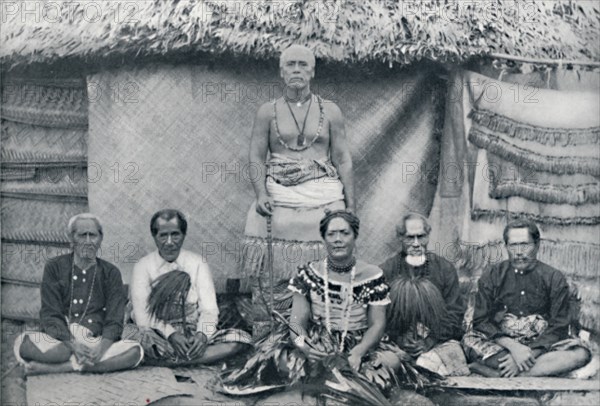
[
  {"x1": 14, "y1": 213, "x2": 143, "y2": 375},
  {"x1": 379, "y1": 213, "x2": 468, "y2": 377}
]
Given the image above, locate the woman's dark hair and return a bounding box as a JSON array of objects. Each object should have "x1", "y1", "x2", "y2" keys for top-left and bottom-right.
[{"x1": 319, "y1": 209, "x2": 360, "y2": 239}]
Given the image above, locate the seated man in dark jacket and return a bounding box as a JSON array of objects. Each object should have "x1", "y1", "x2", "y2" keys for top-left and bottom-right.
[
  {"x1": 14, "y1": 213, "x2": 143, "y2": 375},
  {"x1": 379, "y1": 213, "x2": 468, "y2": 376},
  {"x1": 462, "y1": 219, "x2": 590, "y2": 377}
]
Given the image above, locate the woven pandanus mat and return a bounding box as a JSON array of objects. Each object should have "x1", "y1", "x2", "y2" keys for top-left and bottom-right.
[
  {"x1": 1, "y1": 242, "x2": 70, "y2": 285},
  {"x1": 1, "y1": 121, "x2": 87, "y2": 165},
  {"x1": 1, "y1": 168, "x2": 88, "y2": 200},
  {"x1": 1, "y1": 77, "x2": 88, "y2": 129},
  {"x1": 1, "y1": 197, "x2": 87, "y2": 244},
  {"x1": 0, "y1": 167, "x2": 36, "y2": 181},
  {"x1": 1, "y1": 283, "x2": 41, "y2": 320},
  {"x1": 26, "y1": 366, "x2": 192, "y2": 406}
]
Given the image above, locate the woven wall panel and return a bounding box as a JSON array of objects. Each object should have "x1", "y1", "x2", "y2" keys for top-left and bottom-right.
[
  {"x1": 0, "y1": 167, "x2": 36, "y2": 181},
  {"x1": 1, "y1": 197, "x2": 87, "y2": 244},
  {"x1": 1, "y1": 121, "x2": 87, "y2": 166},
  {"x1": 1, "y1": 242, "x2": 70, "y2": 285},
  {"x1": 1, "y1": 283, "x2": 40, "y2": 320},
  {"x1": 1, "y1": 168, "x2": 88, "y2": 199},
  {"x1": 1, "y1": 78, "x2": 88, "y2": 129}
]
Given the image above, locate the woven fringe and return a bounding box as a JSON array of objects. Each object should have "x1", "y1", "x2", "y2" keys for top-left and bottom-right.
[
  {"x1": 455, "y1": 239, "x2": 600, "y2": 281},
  {"x1": 240, "y1": 235, "x2": 325, "y2": 281},
  {"x1": 489, "y1": 179, "x2": 600, "y2": 206},
  {"x1": 471, "y1": 209, "x2": 600, "y2": 226},
  {"x1": 571, "y1": 281, "x2": 600, "y2": 305},
  {"x1": 537, "y1": 241, "x2": 600, "y2": 281},
  {"x1": 469, "y1": 109, "x2": 600, "y2": 147},
  {"x1": 469, "y1": 130, "x2": 600, "y2": 176},
  {"x1": 579, "y1": 301, "x2": 600, "y2": 333}
]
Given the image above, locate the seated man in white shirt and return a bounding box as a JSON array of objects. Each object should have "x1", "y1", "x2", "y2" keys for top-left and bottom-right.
[{"x1": 129, "y1": 209, "x2": 251, "y2": 365}]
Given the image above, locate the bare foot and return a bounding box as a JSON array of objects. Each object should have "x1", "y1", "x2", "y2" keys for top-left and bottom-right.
[{"x1": 24, "y1": 361, "x2": 74, "y2": 376}]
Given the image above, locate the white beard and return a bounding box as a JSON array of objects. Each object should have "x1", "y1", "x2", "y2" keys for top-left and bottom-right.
[{"x1": 405, "y1": 254, "x2": 426, "y2": 267}]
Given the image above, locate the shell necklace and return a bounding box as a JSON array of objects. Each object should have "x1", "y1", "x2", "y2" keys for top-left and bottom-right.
[{"x1": 323, "y1": 257, "x2": 356, "y2": 353}]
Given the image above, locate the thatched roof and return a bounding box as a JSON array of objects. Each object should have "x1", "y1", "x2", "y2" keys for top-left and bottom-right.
[{"x1": 1, "y1": 0, "x2": 599, "y2": 68}]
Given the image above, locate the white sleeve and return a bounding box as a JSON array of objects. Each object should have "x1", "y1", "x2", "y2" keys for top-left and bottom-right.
[
  {"x1": 131, "y1": 260, "x2": 176, "y2": 338},
  {"x1": 195, "y1": 261, "x2": 219, "y2": 337}
]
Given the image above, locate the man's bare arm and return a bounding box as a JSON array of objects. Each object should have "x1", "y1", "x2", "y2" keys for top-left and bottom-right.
[
  {"x1": 249, "y1": 103, "x2": 274, "y2": 216},
  {"x1": 328, "y1": 103, "x2": 355, "y2": 211}
]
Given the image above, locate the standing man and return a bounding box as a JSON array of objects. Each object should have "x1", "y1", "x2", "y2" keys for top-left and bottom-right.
[
  {"x1": 241, "y1": 44, "x2": 355, "y2": 335},
  {"x1": 379, "y1": 213, "x2": 467, "y2": 376},
  {"x1": 462, "y1": 220, "x2": 591, "y2": 377},
  {"x1": 130, "y1": 209, "x2": 250, "y2": 365},
  {"x1": 14, "y1": 213, "x2": 143, "y2": 375}
]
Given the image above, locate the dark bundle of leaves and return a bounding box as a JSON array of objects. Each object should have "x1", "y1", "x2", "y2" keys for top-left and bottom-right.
[
  {"x1": 387, "y1": 276, "x2": 448, "y2": 340},
  {"x1": 147, "y1": 270, "x2": 191, "y2": 325}
]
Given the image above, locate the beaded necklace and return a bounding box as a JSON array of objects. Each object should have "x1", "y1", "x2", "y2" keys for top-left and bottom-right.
[
  {"x1": 323, "y1": 258, "x2": 356, "y2": 353},
  {"x1": 273, "y1": 96, "x2": 324, "y2": 152},
  {"x1": 327, "y1": 256, "x2": 356, "y2": 274},
  {"x1": 68, "y1": 259, "x2": 98, "y2": 325}
]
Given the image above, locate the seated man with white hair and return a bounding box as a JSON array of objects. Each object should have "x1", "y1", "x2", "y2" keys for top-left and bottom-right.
[{"x1": 14, "y1": 213, "x2": 143, "y2": 375}]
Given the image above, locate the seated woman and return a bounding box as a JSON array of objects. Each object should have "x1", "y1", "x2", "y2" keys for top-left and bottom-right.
[{"x1": 223, "y1": 210, "x2": 428, "y2": 399}]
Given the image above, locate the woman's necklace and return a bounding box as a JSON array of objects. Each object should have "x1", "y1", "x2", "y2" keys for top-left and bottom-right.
[
  {"x1": 68, "y1": 259, "x2": 98, "y2": 325},
  {"x1": 323, "y1": 258, "x2": 356, "y2": 353},
  {"x1": 327, "y1": 256, "x2": 356, "y2": 274}
]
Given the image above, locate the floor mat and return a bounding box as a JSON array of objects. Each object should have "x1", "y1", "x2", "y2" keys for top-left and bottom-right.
[{"x1": 26, "y1": 366, "x2": 192, "y2": 405}]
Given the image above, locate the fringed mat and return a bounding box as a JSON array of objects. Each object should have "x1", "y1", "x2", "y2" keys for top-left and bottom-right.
[
  {"x1": 87, "y1": 63, "x2": 444, "y2": 290},
  {"x1": 472, "y1": 150, "x2": 600, "y2": 226},
  {"x1": 441, "y1": 376, "x2": 600, "y2": 391},
  {"x1": 26, "y1": 367, "x2": 192, "y2": 406}
]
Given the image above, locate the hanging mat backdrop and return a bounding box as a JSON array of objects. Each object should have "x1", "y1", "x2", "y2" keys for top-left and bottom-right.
[
  {"x1": 429, "y1": 69, "x2": 599, "y2": 332},
  {"x1": 1, "y1": 75, "x2": 89, "y2": 321},
  {"x1": 87, "y1": 62, "x2": 444, "y2": 291}
]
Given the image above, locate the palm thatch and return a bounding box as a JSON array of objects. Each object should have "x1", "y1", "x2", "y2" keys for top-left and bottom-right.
[{"x1": 1, "y1": 0, "x2": 598, "y2": 68}]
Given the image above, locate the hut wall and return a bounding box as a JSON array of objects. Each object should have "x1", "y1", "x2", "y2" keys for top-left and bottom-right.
[{"x1": 1, "y1": 73, "x2": 89, "y2": 321}]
